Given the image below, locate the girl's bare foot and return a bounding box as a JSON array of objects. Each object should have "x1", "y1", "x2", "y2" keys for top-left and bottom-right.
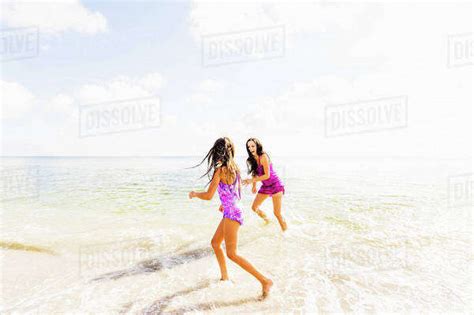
[
  {"x1": 220, "y1": 277, "x2": 229, "y2": 281},
  {"x1": 260, "y1": 278, "x2": 273, "y2": 300},
  {"x1": 256, "y1": 210, "x2": 270, "y2": 224}
]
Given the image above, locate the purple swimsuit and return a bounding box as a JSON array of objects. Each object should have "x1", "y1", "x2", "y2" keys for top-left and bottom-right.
[
  {"x1": 256, "y1": 155, "x2": 285, "y2": 196},
  {"x1": 218, "y1": 171, "x2": 244, "y2": 225}
]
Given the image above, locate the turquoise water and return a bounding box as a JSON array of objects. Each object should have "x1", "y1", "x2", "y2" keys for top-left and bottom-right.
[{"x1": 0, "y1": 157, "x2": 472, "y2": 314}]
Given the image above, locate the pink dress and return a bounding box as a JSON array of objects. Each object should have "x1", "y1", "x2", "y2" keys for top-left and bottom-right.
[
  {"x1": 217, "y1": 171, "x2": 244, "y2": 225},
  {"x1": 256, "y1": 155, "x2": 285, "y2": 196}
]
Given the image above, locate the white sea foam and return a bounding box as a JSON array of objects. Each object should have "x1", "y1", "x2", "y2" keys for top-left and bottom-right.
[{"x1": 0, "y1": 156, "x2": 472, "y2": 313}]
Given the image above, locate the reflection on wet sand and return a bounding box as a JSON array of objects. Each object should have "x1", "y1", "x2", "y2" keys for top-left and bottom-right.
[
  {"x1": 165, "y1": 297, "x2": 259, "y2": 315},
  {"x1": 140, "y1": 280, "x2": 212, "y2": 314},
  {"x1": 139, "y1": 280, "x2": 258, "y2": 315},
  {"x1": 91, "y1": 247, "x2": 212, "y2": 281}
]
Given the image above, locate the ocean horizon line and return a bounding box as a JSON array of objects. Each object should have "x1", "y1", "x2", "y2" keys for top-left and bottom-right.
[{"x1": 0, "y1": 155, "x2": 471, "y2": 160}]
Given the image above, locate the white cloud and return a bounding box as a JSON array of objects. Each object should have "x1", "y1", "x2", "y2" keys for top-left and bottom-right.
[
  {"x1": 189, "y1": 0, "x2": 370, "y2": 41},
  {"x1": 198, "y1": 79, "x2": 226, "y2": 92},
  {"x1": 237, "y1": 67, "x2": 471, "y2": 158},
  {"x1": 0, "y1": 0, "x2": 108, "y2": 35},
  {"x1": 76, "y1": 74, "x2": 165, "y2": 105},
  {"x1": 1, "y1": 2, "x2": 470, "y2": 158},
  {"x1": 138, "y1": 73, "x2": 166, "y2": 93},
  {"x1": 0, "y1": 80, "x2": 35, "y2": 120},
  {"x1": 350, "y1": 3, "x2": 472, "y2": 71},
  {"x1": 186, "y1": 79, "x2": 226, "y2": 109},
  {"x1": 161, "y1": 114, "x2": 178, "y2": 127},
  {"x1": 49, "y1": 94, "x2": 74, "y2": 114},
  {"x1": 187, "y1": 93, "x2": 212, "y2": 108},
  {"x1": 211, "y1": 2, "x2": 471, "y2": 158},
  {"x1": 1, "y1": 73, "x2": 170, "y2": 156}
]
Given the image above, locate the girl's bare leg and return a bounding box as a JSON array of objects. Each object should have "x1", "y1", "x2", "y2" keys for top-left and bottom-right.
[
  {"x1": 211, "y1": 219, "x2": 228, "y2": 280},
  {"x1": 251, "y1": 193, "x2": 270, "y2": 223},
  {"x1": 272, "y1": 192, "x2": 287, "y2": 231},
  {"x1": 223, "y1": 218, "x2": 273, "y2": 298}
]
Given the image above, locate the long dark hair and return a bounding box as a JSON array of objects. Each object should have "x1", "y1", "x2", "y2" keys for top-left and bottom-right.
[
  {"x1": 194, "y1": 137, "x2": 240, "y2": 186},
  {"x1": 246, "y1": 137, "x2": 271, "y2": 176}
]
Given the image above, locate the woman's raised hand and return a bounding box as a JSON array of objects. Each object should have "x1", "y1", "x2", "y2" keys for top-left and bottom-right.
[
  {"x1": 252, "y1": 185, "x2": 257, "y2": 194},
  {"x1": 242, "y1": 178, "x2": 253, "y2": 186}
]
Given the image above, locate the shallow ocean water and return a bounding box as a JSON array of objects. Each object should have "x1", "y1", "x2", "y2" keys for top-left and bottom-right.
[{"x1": 0, "y1": 156, "x2": 472, "y2": 314}]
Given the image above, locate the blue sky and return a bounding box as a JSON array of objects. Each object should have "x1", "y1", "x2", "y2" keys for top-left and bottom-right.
[{"x1": 0, "y1": 1, "x2": 472, "y2": 158}]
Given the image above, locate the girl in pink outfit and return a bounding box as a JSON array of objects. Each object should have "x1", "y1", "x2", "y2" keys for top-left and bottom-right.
[
  {"x1": 189, "y1": 137, "x2": 273, "y2": 299},
  {"x1": 243, "y1": 138, "x2": 288, "y2": 231}
]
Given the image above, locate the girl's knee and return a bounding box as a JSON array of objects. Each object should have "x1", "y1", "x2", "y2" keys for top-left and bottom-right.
[
  {"x1": 226, "y1": 250, "x2": 238, "y2": 260},
  {"x1": 211, "y1": 240, "x2": 221, "y2": 250}
]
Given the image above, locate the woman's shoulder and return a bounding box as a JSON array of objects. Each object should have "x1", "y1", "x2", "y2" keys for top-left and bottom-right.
[
  {"x1": 218, "y1": 165, "x2": 231, "y2": 176},
  {"x1": 219, "y1": 166, "x2": 239, "y2": 184},
  {"x1": 260, "y1": 153, "x2": 270, "y2": 163},
  {"x1": 220, "y1": 166, "x2": 239, "y2": 175}
]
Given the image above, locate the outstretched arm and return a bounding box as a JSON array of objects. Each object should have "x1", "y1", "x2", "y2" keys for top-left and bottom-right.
[
  {"x1": 189, "y1": 168, "x2": 220, "y2": 200},
  {"x1": 243, "y1": 154, "x2": 270, "y2": 185}
]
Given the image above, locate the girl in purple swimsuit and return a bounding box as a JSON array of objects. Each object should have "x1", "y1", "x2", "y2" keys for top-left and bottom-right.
[
  {"x1": 242, "y1": 138, "x2": 288, "y2": 231},
  {"x1": 189, "y1": 137, "x2": 273, "y2": 299}
]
